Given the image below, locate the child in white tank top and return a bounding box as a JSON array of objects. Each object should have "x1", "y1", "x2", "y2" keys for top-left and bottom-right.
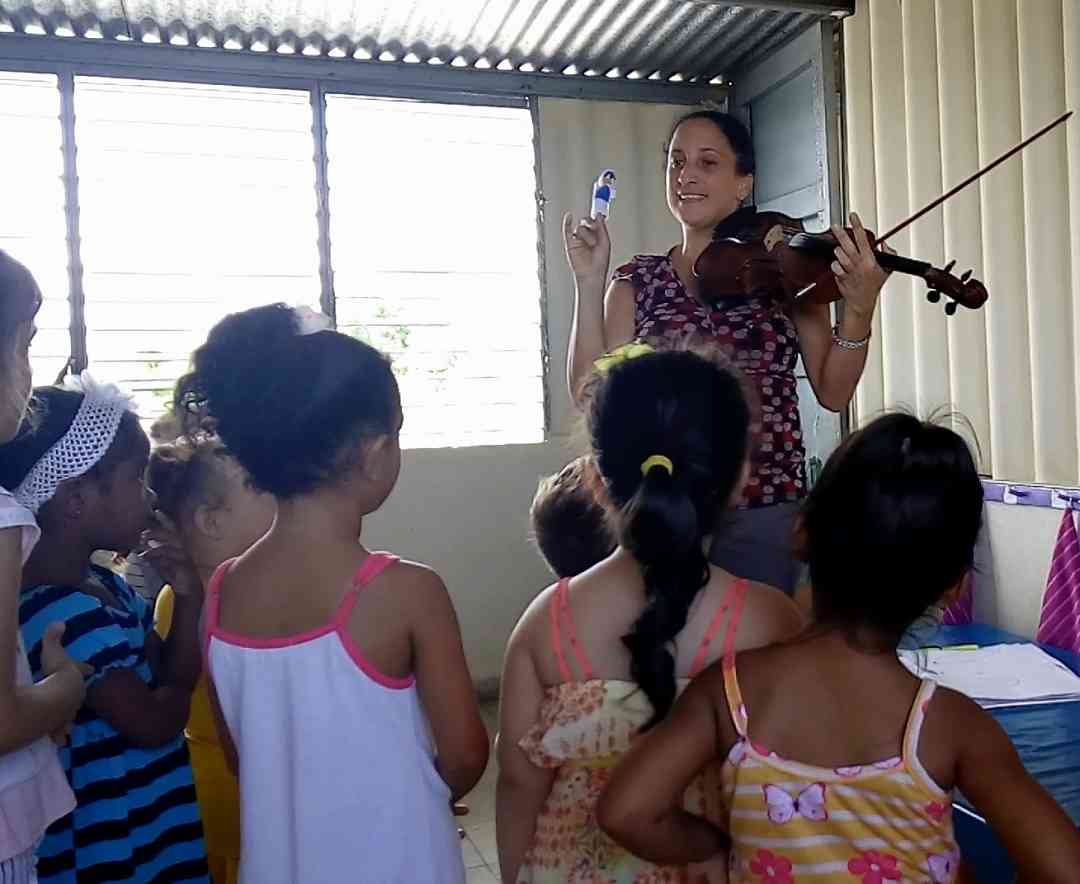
[
  {"x1": 0, "y1": 252, "x2": 87, "y2": 882},
  {"x1": 177, "y1": 303, "x2": 490, "y2": 883}
]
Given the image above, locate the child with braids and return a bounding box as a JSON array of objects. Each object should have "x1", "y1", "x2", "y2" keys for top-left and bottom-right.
[{"x1": 496, "y1": 347, "x2": 803, "y2": 883}]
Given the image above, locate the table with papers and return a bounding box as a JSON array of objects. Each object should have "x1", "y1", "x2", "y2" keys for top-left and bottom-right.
[
  {"x1": 918, "y1": 625, "x2": 1080, "y2": 883},
  {"x1": 899, "y1": 641, "x2": 1080, "y2": 708}
]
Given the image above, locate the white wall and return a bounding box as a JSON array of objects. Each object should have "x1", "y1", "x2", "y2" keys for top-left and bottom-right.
[
  {"x1": 976, "y1": 503, "x2": 1061, "y2": 638},
  {"x1": 363, "y1": 443, "x2": 575, "y2": 686},
  {"x1": 365, "y1": 96, "x2": 694, "y2": 685}
]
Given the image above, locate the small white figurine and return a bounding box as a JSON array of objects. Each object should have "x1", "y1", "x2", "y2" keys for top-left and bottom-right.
[{"x1": 591, "y1": 169, "x2": 616, "y2": 219}]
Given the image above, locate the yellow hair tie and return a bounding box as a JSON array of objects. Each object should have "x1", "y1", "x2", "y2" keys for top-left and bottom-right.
[
  {"x1": 593, "y1": 341, "x2": 655, "y2": 374},
  {"x1": 640, "y1": 455, "x2": 674, "y2": 477}
]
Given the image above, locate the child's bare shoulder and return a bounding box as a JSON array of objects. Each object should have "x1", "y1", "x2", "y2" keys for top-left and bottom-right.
[
  {"x1": 739, "y1": 580, "x2": 805, "y2": 645},
  {"x1": 378, "y1": 557, "x2": 441, "y2": 587},
  {"x1": 373, "y1": 558, "x2": 455, "y2": 612},
  {"x1": 508, "y1": 581, "x2": 561, "y2": 644},
  {"x1": 915, "y1": 684, "x2": 1000, "y2": 789},
  {"x1": 922, "y1": 684, "x2": 999, "y2": 746}
]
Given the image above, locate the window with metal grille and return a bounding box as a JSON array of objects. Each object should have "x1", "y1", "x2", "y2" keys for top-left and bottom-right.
[
  {"x1": 4, "y1": 74, "x2": 547, "y2": 448},
  {"x1": 325, "y1": 96, "x2": 544, "y2": 448},
  {"x1": 0, "y1": 72, "x2": 70, "y2": 386},
  {"x1": 73, "y1": 77, "x2": 322, "y2": 423}
]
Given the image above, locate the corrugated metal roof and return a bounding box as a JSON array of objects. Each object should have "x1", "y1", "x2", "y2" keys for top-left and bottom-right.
[{"x1": 0, "y1": 1, "x2": 848, "y2": 83}]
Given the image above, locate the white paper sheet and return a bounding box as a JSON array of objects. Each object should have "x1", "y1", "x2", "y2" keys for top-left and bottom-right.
[{"x1": 899, "y1": 644, "x2": 1080, "y2": 708}]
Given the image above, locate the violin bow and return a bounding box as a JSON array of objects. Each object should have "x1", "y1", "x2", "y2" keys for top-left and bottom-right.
[{"x1": 874, "y1": 110, "x2": 1072, "y2": 247}]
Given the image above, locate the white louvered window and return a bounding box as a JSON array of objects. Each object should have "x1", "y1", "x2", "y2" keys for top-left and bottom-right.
[
  {"x1": 0, "y1": 72, "x2": 70, "y2": 386},
  {"x1": 4, "y1": 74, "x2": 546, "y2": 448},
  {"x1": 73, "y1": 77, "x2": 322, "y2": 422},
  {"x1": 325, "y1": 96, "x2": 545, "y2": 448}
]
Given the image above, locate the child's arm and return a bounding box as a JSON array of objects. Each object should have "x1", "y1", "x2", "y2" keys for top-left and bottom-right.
[
  {"x1": 144, "y1": 514, "x2": 203, "y2": 692},
  {"x1": 597, "y1": 664, "x2": 731, "y2": 865},
  {"x1": 206, "y1": 670, "x2": 238, "y2": 776},
  {"x1": 193, "y1": 598, "x2": 239, "y2": 776},
  {"x1": 408, "y1": 566, "x2": 489, "y2": 800},
  {"x1": 952, "y1": 692, "x2": 1080, "y2": 882},
  {"x1": 85, "y1": 522, "x2": 203, "y2": 748},
  {"x1": 496, "y1": 603, "x2": 557, "y2": 883},
  {"x1": 0, "y1": 528, "x2": 88, "y2": 753}
]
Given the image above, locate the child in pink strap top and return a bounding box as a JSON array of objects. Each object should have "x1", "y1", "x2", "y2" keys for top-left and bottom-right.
[
  {"x1": 0, "y1": 253, "x2": 87, "y2": 882},
  {"x1": 176, "y1": 304, "x2": 490, "y2": 884},
  {"x1": 497, "y1": 348, "x2": 804, "y2": 884},
  {"x1": 600, "y1": 414, "x2": 1080, "y2": 882}
]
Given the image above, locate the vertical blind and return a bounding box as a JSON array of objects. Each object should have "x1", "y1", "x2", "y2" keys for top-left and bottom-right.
[
  {"x1": 0, "y1": 72, "x2": 70, "y2": 384},
  {"x1": 325, "y1": 96, "x2": 544, "y2": 448},
  {"x1": 844, "y1": 0, "x2": 1079, "y2": 485}
]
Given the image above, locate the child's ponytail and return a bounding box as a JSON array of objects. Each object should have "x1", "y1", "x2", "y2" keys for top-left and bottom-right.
[
  {"x1": 588, "y1": 347, "x2": 751, "y2": 729},
  {"x1": 621, "y1": 458, "x2": 709, "y2": 728}
]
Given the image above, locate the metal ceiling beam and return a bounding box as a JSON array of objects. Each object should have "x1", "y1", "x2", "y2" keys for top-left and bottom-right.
[
  {"x1": 0, "y1": 34, "x2": 724, "y2": 104},
  {"x1": 673, "y1": 1, "x2": 853, "y2": 14}
]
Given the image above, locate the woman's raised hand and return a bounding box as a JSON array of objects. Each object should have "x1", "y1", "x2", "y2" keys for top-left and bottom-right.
[{"x1": 562, "y1": 212, "x2": 611, "y2": 283}]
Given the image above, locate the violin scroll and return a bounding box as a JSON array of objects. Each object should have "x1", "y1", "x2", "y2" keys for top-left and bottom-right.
[{"x1": 922, "y1": 264, "x2": 987, "y2": 314}]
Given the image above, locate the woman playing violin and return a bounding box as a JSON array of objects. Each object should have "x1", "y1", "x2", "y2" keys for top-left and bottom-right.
[{"x1": 565, "y1": 110, "x2": 889, "y2": 596}]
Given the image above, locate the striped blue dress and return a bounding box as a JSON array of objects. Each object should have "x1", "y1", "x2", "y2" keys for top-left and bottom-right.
[{"x1": 20, "y1": 566, "x2": 209, "y2": 883}]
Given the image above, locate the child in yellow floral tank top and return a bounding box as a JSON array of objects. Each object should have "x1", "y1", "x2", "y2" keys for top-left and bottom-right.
[
  {"x1": 600, "y1": 414, "x2": 1080, "y2": 882},
  {"x1": 497, "y1": 348, "x2": 804, "y2": 883}
]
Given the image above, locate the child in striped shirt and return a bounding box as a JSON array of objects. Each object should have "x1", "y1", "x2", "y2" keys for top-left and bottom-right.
[{"x1": 0, "y1": 379, "x2": 209, "y2": 883}]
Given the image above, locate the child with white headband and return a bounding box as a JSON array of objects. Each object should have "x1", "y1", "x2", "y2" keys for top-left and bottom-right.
[
  {"x1": 0, "y1": 375, "x2": 209, "y2": 883},
  {"x1": 0, "y1": 251, "x2": 89, "y2": 883}
]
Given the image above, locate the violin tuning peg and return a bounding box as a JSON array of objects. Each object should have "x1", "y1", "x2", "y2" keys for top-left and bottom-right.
[
  {"x1": 926, "y1": 289, "x2": 941, "y2": 304},
  {"x1": 944, "y1": 259, "x2": 956, "y2": 274},
  {"x1": 945, "y1": 301, "x2": 958, "y2": 316},
  {"x1": 961, "y1": 269, "x2": 973, "y2": 283}
]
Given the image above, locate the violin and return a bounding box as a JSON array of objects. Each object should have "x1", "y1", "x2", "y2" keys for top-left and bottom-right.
[
  {"x1": 693, "y1": 212, "x2": 987, "y2": 315},
  {"x1": 693, "y1": 110, "x2": 1073, "y2": 316}
]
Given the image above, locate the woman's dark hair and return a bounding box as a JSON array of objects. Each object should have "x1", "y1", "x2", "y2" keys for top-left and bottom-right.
[
  {"x1": 802, "y1": 413, "x2": 984, "y2": 643},
  {"x1": 587, "y1": 349, "x2": 751, "y2": 729},
  {"x1": 665, "y1": 110, "x2": 756, "y2": 177},
  {"x1": 0, "y1": 387, "x2": 145, "y2": 496},
  {"x1": 174, "y1": 303, "x2": 398, "y2": 498}
]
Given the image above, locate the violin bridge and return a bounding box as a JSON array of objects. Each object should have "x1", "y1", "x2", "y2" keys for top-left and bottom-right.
[{"x1": 763, "y1": 224, "x2": 785, "y2": 253}]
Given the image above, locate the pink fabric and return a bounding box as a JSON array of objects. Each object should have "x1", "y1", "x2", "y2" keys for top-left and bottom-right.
[
  {"x1": 1037, "y1": 509, "x2": 1080, "y2": 654},
  {"x1": 689, "y1": 578, "x2": 747, "y2": 677},
  {"x1": 941, "y1": 575, "x2": 974, "y2": 625},
  {"x1": 206, "y1": 553, "x2": 413, "y2": 688}
]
